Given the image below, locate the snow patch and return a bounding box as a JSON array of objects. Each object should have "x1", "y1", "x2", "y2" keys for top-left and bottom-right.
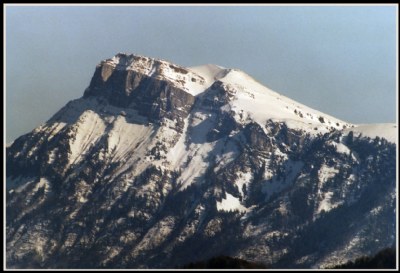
[
  {"x1": 370, "y1": 206, "x2": 383, "y2": 216},
  {"x1": 47, "y1": 122, "x2": 68, "y2": 141},
  {"x1": 107, "y1": 116, "x2": 153, "y2": 161},
  {"x1": 166, "y1": 117, "x2": 190, "y2": 169},
  {"x1": 167, "y1": 113, "x2": 217, "y2": 191},
  {"x1": 318, "y1": 164, "x2": 339, "y2": 187},
  {"x1": 69, "y1": 110, "x2": 106, "y2": 165},
  {"x1": 33, "y1": 177, "x2": 51, "y2": 194},
  {"x1": 216, "y1": 193, "x2": 248, "y2": 213},
  {"x1": 317, "y1": 192, "x2": 340, "y2": 213},
  {"x1": 234, "y1": 171, "x2": 253, "y2": 197},
  {"x1": 327, "y1": 140, "x2": 351, "y2": 155}
]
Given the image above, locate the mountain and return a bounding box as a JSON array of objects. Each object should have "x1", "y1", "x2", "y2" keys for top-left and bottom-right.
[{"x1": 6, "y1": 53, "x2": 397, "y2": 269}]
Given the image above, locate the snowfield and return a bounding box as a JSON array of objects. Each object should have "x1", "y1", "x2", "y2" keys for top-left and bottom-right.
[{"x1": 343, "y1": 123, "x2": 397, "y2": 144}]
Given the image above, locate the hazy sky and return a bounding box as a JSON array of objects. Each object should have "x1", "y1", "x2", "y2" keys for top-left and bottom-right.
[{"x1": 5, "y1": 5, "x2": 397, "y2": 143}]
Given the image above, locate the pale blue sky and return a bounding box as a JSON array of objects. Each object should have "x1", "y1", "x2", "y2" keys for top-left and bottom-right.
[{"x1": 5, "y1": 5, "x2": 397, "y2": 143}]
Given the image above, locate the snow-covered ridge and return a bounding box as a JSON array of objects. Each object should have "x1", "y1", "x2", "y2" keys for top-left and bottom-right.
[
  {"x1": 189, "y1": 63, "x2": 397, "y2": 142},
  {"x1": 188, "y1": 64, "x2": 229, "y2": 83},
  {"x1": 95, "y1": 53, "x2": 398, "y2": 141},
  {"x1": 343, "y1": 123, "x2": 398, "y2": 144},
  {"x1": 99, "y1": 53, "x2": 352, "y2": 133},
  {"x1": 215, "y1": 69, "x2": 352, "y2": 135}
]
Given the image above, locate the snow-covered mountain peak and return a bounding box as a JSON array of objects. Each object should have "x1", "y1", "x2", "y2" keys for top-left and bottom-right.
[
  {"x1": 83, "y1": 53, "x2": 397, "y2": 142},
  {"x1": 105, "y1": 53, "x2": 188, "y2": 77},
  {"x1": 92, "y1": 53, "x2": 208, "y2": 96},
  {"x1": 193, "y1": 67, "x2": 352, "y2": 135},
  {"x1": 83, "y1": 53, "x2": 355, "y2": 136},
  {"x1": 6, "y1": 53, "x2": 396, "y2": 269}
]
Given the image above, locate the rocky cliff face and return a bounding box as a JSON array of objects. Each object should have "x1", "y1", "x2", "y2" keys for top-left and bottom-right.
[
  {"x1": 83, "y1": 53, "x2": 200, "y2": 131},
  {"x1": 6, "y1": 53, "x2": 397, "y2": 269}
]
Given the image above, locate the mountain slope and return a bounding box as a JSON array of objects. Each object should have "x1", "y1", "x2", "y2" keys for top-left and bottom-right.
[
  {"x1": 343, "y1": 123, "x2": 397, "y2": 144},
  {"x1": 6, "y1": 53, "x2": 397, "y2": 269}
]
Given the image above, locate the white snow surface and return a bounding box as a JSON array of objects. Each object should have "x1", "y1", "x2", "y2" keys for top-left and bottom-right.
[
  {"x1": 318, "y1": 164, "x2": 339, "y2": 188},
  {"x1": 68, "y1": 110, "x2": 106, "y2": 165},
  {"x1": 33, "y1": 177, "x2": 51, "y2": 194},
  {"x1": 107, "y1": 116, "x2": 153, "y2": 161},
  {"x1": 317, "y1": 191, "x2": 342, "y2": 214},
  {"x1": 343, "y1": 123, "x2": 397, "y2": 144},
  {"x1": 166, "y1": 112, "x2": 217, "y2": 191},
  {"x1": 315, "y1": 164, "x2": 343, "y2": 216},
  {"x1": 216, "y1": 193, "x2": 248, "y2": 213},
  {"x1": 234, "y1": 171, "x2": 253, "y2": 197},
  {"x1": 188, "y1": 64, "x2": 227, "y2": 84},
  {"x1": 326, "y1": 140, "x2": 351, "y2": 155},
  {"x1": 216, "y1": 69, "x2": 352, "y2": 135}
]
